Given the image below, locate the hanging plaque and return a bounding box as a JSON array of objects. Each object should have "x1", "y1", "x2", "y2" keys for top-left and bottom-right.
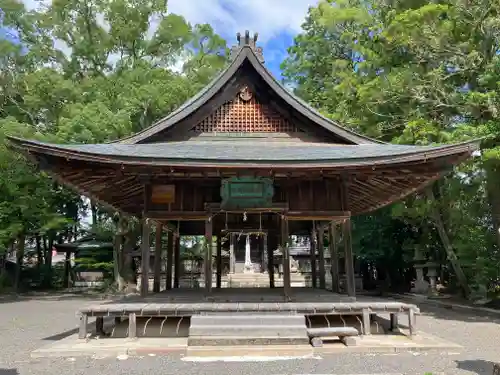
[
  {"x1": 151, "y1": 185, "x2": 175, "y2": 204},
  {"x1": 220, "y1": 177, "x2": 274, "y2": 209}
]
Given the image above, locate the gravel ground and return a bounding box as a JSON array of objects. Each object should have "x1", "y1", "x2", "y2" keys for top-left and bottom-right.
[{"x1": 0, "y1": 294, "x2": 499, "y2": 375}]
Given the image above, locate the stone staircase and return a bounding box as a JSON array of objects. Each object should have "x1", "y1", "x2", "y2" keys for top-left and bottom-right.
[
  {"x1": 228, "y1": 272, "x2": 271, "y2": 287},
  {"x1": 187, "y1": 314, "x2": 310, "y2": 347}
]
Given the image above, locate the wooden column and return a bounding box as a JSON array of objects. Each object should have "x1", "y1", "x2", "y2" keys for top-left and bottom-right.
[
  {"x1": 281, "y1": 216, "x2": 291, "y2": 299},
  {"x1": 329, "y1": 222, "x2": 340, "y2": 293},
  {"x1": 310, "y1": 223, "x2": 317, "y2": 288},
  {"x1": 64, "y1": 251, "x2": 71, "y2": 288},
  {"x1": 140, "y1": 218, "x2": 151, "y2": 297},
  {"x1": 173, "y1": 231, "x2": 180, "y2": 288},
  {"x1": 216, "y1": 236, "x2": 222, "y2": 288},
  {"x1": 267, "y1": 232, "x2": 275, "y2": 288},
  {"x1": 317, "y1": 224, "x2": 326, "y2": 289},
  {"x1": 204, "y1": 219, "x2": 213, "y2": 293},
  {"x1": 262, "y1": 234, "x2": 268, "y2": 273},
  {"x1": 153, "y1": 222, "x2": 162, "y2": 293},
  {"x1": 229, "y1": 233, "x2": 235, "y2": 274},
  {"x1": 165, "y1": 230, "x2": 174, "y2": 290},
  {"x1": 343, "y1": 218, "x2": 356, "y2": 298}
]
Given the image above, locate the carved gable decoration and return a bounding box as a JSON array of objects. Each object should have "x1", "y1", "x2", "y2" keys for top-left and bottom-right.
[{"x1": 193, "y1": 86, "x2": 303, "y2": 133}]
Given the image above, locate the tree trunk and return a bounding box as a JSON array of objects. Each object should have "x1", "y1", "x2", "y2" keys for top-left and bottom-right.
[
  {"x1": 42, "y1": 234, "x2": 54, "y2": 288},
  {"x1": 485, "y1": 166, "x2": 500, "y2": 249},
  {"x1": 426, "y1": 188, "x2": 471, "y2": 298},
  {"x1": 14, "y1": 234, "x2": 26, "y2": 292},
  {"x1": 91, "y1": 202, "x2": 98, "y2": 226},
  {"x1": 35, "y1": 234, "x2": 43, "y2": 270}
]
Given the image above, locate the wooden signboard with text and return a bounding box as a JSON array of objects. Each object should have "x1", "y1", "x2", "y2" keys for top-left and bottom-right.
[{"x1": 151, "y1": 185, "x2": 176, "y2": 204}]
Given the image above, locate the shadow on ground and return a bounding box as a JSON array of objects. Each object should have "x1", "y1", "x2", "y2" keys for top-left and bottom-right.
[
  {"x1": 0, "y1": 291, "x2": 112, "y2": 305},
  {"x1": 0, "y1": 369, "x2": 18, "y2": 375},
  {"x1": 386, "y1": 294, "x2": 500, "y2": 325},
  {"x1": 42, "y1": 328, "x2": 79, "y2": 341},
  {"x1": 456, "y1": 359, "x2": 496, "y2": 375}
]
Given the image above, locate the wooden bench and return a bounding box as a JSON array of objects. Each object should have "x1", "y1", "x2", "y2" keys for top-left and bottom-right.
[
  {"x1": 307, "y1": 326, "x2": 359, "y2": 347},
  {"x1": 76, "y1": 301, "x2": 420, "y2": 339}
]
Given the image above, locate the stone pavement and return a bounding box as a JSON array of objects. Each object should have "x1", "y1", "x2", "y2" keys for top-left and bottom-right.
[{"x1": 0, "y1": 293, "x2": 499, "y2": 374}]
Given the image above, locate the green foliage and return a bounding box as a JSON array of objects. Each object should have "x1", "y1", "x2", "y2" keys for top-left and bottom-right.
[
  {"x1": 282, "y1": 0, "x2": 500, "y2": 294},
  {"x1": 0, "y1": 0, "x2": 228, "y2": 290}
]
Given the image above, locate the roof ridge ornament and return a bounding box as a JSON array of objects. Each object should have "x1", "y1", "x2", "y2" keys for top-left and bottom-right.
[{"x1": 231, "y1": 30, "x2": 264, "y2": 63}]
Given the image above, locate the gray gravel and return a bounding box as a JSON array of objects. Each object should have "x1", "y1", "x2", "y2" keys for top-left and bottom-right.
[{"x1": 0, "y1": 294, "x2": 499, "y2": 375}]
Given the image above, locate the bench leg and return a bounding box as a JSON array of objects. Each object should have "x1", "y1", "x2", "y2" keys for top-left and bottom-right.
[
  {"x1": 310, "y1": 337, "x2": 323, "y2": 347},
  {"x1": 362, "y1": 309, "x2": 371, "y2": 335},
  {"x1": 78, "y1": 314, "x2": 88, "y2": 339},
  {"x1": 408, "y1": 309, "x2": 417, "y2": 336},
  {"x1": 128, "y1": 313, "x2": 137, "y2": 339},
  {"x1": 390, "y1": 313, "x2": 399, "y2": 332}
]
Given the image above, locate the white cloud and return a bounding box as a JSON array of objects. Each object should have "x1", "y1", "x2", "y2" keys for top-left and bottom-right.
[
  {"x1": 23, "y1": 0, "x2": 318, "y2": 43},
  {"x1": 167, "y1": 0, "x2": 317, "y2": 43}
]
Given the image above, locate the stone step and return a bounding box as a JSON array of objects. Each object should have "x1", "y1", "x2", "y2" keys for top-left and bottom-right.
[
  {"x1": 187, "y1": 336, "x2": 310, "y2": 346},
  {"x1": 186, "y1": 344, "x2": 313, "y2": 358},
  {"x1": 192, "y1": 314, "x2": 305, "y2": 326},
  {"x1": 188, "y1": 314, "x2": 309, "y2": 347},
  {"x1": 189, "y1": 326, "x2": 308, "y2": 336}
]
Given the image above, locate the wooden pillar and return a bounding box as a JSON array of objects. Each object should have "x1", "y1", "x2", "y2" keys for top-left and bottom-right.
[
  {"x1": 204, "y1": 219, "x2": 213, "y2": 293},
  {"x1": 281, "y1": 216, "x2": 291, "y2": 299},
  {"x1": 262, "y1": 234, "x2": 267, "y2": 273},
  {"x1": 165, "y1": 230, "x2": 174, "y2": 290},
  {"x1": 173, "y1": 231, "x2": 180, "y2": 288},
  {"x1": 267, "y1": 232, "x2": 275, "y2": 288},
  {"x1": 140, "y1": 218, "x2": 151, "y2": 297},
  {"x1": 329, "y1": 222, "x2": 340, "y2": 293},
  {"x1": 317, "y1": 224, "x2": 326, "y2": 289},
  {"x1": 216, "y1": 236, "x2": 222, "y2": 288},
  {"x1": 310, "y1": 223, "x2": 317, "y2": 288},
  {"x1": 153, "y1": 222, "x2": 162, "y2": 293},
  {"x1": 229, "y1": 233, "x2": 235, "y2": 274},
  {"x1": 343, "y1": 218, "x2": 356, "y2": 298},
  {"x1": 64, "y1": 251, "x2": 71, "y2": 288}
]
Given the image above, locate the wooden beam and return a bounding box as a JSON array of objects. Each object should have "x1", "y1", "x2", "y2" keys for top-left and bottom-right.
[
  {"x1": 153, "y1": 222, "x2": 162, "y2": 293},
  {"x1": 146, "y1": 211, "x2": 209, "y2": 221},
  {"x1": 140, "y1": 218, "x2": 151, "y2": 297},
  {"x1": 286, "y1": 211, "x2": 350, "y2": 221},
  {"x1": 166, "y1": 230, "x2": 174, "y2": 290},
  {"x1": 317, "y1": 223, "x2": 326, "y2": 289},
  {"x1": 173, "y1": 232, "x2": 181, "y2": 288},
  {"x1": 216, "y1": 235, "x2": 222, "y2": 289},
  {"x1": 329, "y1": 222, "x2": 340, "y2": 293},
  {"x1": 310, "y1": 223, "x2": 317, "y2": 288},
  {"x1": 204, "y1": 219, "x2": 213, "y2": 293},
  {"x1": 268, "y1": 231, "x2": 275, "y2": 288},
  {"x1": 343, "y1": 218, "x2": 356, "y2": 298},
  {"x1": 205, "y1": 202, "x2": 288, "y2": 213},
  {"x1": 281, "y1": 215, "x2": 291, "y2": 300}
]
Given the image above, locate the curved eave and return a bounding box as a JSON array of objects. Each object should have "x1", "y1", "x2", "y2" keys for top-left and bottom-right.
[
  {"x1": 7, "y1": 136, "x2": 480, "y2": 170},
  {"x1": 116, "y1": 46, "x2": 380, "y2": 145}
]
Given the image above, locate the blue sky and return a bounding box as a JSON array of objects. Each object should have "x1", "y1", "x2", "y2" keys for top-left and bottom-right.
[{"x1": 19, "y1": 0, "x2": 318, "y2": 78}]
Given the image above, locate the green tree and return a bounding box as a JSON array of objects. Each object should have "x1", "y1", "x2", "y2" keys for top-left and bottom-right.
[{"x1": 282, "y1": 0, "x2": 500, "y2": 297}]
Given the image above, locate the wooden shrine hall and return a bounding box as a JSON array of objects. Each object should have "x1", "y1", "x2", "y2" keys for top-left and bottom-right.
[{"x1": 8, "y1": 32, "x2": 479, "y2": 343}]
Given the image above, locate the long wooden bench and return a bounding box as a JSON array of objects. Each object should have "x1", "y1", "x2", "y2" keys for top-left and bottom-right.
[{"x1": 76, "y1": 301, "x2": 419, "y2": 339}]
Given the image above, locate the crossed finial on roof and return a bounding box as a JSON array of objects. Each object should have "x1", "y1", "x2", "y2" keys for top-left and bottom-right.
[{"x1": 230, "y1": 30, "x2": 264, "y2": 63}]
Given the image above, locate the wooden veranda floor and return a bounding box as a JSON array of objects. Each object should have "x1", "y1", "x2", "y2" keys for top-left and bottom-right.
[{"x1": 118, "y1": 287, "x2": 356, "y2": 304}]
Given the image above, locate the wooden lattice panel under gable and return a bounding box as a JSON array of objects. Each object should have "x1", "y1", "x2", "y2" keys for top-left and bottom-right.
[{"x1": 193, "y1": 86, "x2": 303, "y2": 133}]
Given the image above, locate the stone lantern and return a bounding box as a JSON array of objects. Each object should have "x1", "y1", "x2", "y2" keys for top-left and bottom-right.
[
  {"x1": 411, "y1": 247, "x2": 430, "y2": 294},
  {"x1": 423, "y1": 261, "x2": 439, "y2": 296}
]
